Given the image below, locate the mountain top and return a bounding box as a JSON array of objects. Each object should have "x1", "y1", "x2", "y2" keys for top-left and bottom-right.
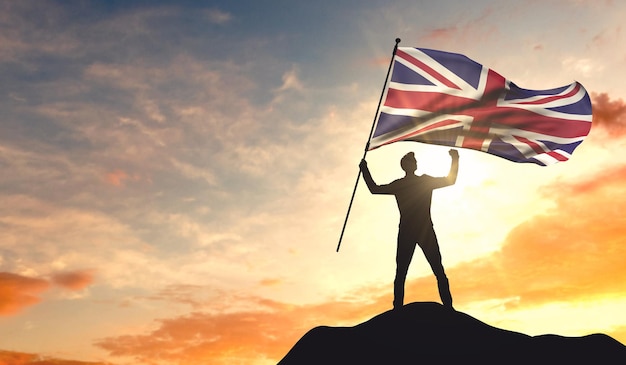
[{"x1": 278, "y1": 302, "x2": 626, "y2": 364}]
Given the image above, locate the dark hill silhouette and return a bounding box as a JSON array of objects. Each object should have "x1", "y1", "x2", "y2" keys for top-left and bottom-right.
[{"x1": 278, "y1": 302, "x2": 626, "y2": 364}]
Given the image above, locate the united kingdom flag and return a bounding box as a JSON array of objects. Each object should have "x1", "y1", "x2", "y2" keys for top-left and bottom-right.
[{"x1": 369, "y1": 47, "x2": 593, "y2": 166}]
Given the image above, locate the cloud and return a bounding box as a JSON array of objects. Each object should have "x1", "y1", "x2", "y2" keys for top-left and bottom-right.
[
  {"x1": 168, "y1": 158, "x2": 217, "y2": 187},
  {"x1": 561, "y1": 57, "x2": 603, "y2": 78},
  {"x1": 259, "y1": 278, "x2": 282, "y2": 287},
  {"x1": 0, "y1": 195, "x2": 166, "y2": 290},
  {"x1": 0, "y1": 349, "x2": 111, "y2": 365},
  {"x1": 143, "y1": 284, "x2": 224, "y2": 310},
  {"x1": 204, "y1": 8, "x2": 232, "y2": 25},
  {"x1": 104, "y1": 170, "x2": 128, "y2": 187},
  {"x1": 51, "y1": 269, "x2": 95, "y2": 291},
  {"x1": 590, "y1": 24, "x2": 622, "y2": 48},
  {"x1": 95, "y1": 296, "x2": 389, "y2": 365},
  {"x1": 422, "y1": 26, "x2": 460, "y2": 43},
  {"x1": 271, "y1": 65, "x2": 305, "y2": 106},
  {"x1": 417, "y1": 7, "x2": 496, "y2": 47},
  {"x1": 404, "y1": 162, "x2": 626, "y2": 308},
  {"x1": 0, "y1": 0, "x2": 370, "y2": 310},
  {"x1": 591, "y1": 93, "x2": 626, "y2": 136},
  {"x1": 0, "y1": 272, "x2": 49, "y2": 316},
  {"x1": 0, "y1": 269, "x2": 95, "y2": 315}
]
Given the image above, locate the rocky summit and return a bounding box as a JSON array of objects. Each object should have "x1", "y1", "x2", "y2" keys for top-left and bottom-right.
[{"x1": 278, "y1": 302, "x2": 626, "y2": 364}]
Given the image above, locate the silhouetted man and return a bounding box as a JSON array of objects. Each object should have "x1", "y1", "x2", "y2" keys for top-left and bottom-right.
[{"x1": 359, "y1": 149, "x2": 459, "y2": 310}]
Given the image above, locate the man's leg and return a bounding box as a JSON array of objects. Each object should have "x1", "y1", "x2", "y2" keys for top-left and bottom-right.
[
  {"x1": 394, "y1": 232, "x2": 417, "y2": 310},
  {"x1": 419, "y1": 228, "x2": 453, "y2": 308}
]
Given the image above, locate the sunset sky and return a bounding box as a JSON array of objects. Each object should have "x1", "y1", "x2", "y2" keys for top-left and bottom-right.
[{"x1": 1, "y1": 1, "x2": 626, "y2": 364}]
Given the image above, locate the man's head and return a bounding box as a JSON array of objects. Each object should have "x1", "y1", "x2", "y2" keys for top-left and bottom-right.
[{"x1": 400, "y1": 152, "x2": 417, "y2": 173}]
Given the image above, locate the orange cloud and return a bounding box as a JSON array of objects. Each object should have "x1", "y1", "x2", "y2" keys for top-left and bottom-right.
[
  {"x1": 96, "y1": 299, "x2": 294, "y2": 364},
  {"x1": 145, "y1": 284, "x2": 208, "y2": 309},
  {"x1": 105, "y1": 170, "x2": 128, "y2": 186},
  {"x1": 369, "y1": 56, "x2": 392, "y2": 67},
  {"x1": 418, "y1": 8, "x2": 494, "y2": 45},
  {"x1": 423, "y1": 26, "x2": 459, "y2": 42},
  {"x1": 104, "y1": 170, "x2": 140, "y2": 187},
  {"x1": 0, "y1": 349, "x2": 111, "y2": 365},
  {"x1": 591, "y1": 93, "x2": 626, "y2": 136},
  {"x1": 259, "y1": 278, "x2": 282, "y2": 287},
  {"x1": 0, "y1": 272, "x2": 49, "y2": 316},
  {"x1": 51, "y1": 269, "x2": 95, "y2": 291},
  {"x1": 404, "y1": 162, "x2": 626, "y2": 308},
  {"x1": 95, "y1": 296, "x2": 393, "y2": 365}
]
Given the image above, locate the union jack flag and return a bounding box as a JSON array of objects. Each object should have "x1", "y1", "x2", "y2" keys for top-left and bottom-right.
[{"x1": 369, "y1": 47, "x2": 593, "y2": 166}]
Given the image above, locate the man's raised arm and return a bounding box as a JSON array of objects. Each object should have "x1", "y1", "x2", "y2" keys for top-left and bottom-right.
[{"x1": 446, "y1": 149, "x2": 460, "y2": 185}]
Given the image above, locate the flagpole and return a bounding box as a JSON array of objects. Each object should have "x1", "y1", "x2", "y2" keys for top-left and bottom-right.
[{"x1": 336, "y1": 38, "x2": 400, "y2": 252}]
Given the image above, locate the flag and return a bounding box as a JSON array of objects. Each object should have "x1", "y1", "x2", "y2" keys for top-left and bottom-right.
[{"x1": 369, "y1": 47, "x2": 593, "y2": 166}]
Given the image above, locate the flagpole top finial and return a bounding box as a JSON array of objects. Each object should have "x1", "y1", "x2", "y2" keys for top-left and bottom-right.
[{"x1": 395, "y1": 38, "x2": 401, "y2": 44}]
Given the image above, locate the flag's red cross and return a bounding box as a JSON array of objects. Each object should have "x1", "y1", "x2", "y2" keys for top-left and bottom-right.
[{"x1": 371, "y1": 47, "x2": 592, "y2": 165}]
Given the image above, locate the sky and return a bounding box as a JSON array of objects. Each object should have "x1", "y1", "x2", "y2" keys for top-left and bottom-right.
[{"x1": 1, "y1": 0, "x2": 625, "y2": 364}]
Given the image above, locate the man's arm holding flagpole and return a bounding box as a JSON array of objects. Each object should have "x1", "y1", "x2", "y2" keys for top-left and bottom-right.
[{"x1": 359, "y1": 159, "x2": 394, "y2": 195}]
